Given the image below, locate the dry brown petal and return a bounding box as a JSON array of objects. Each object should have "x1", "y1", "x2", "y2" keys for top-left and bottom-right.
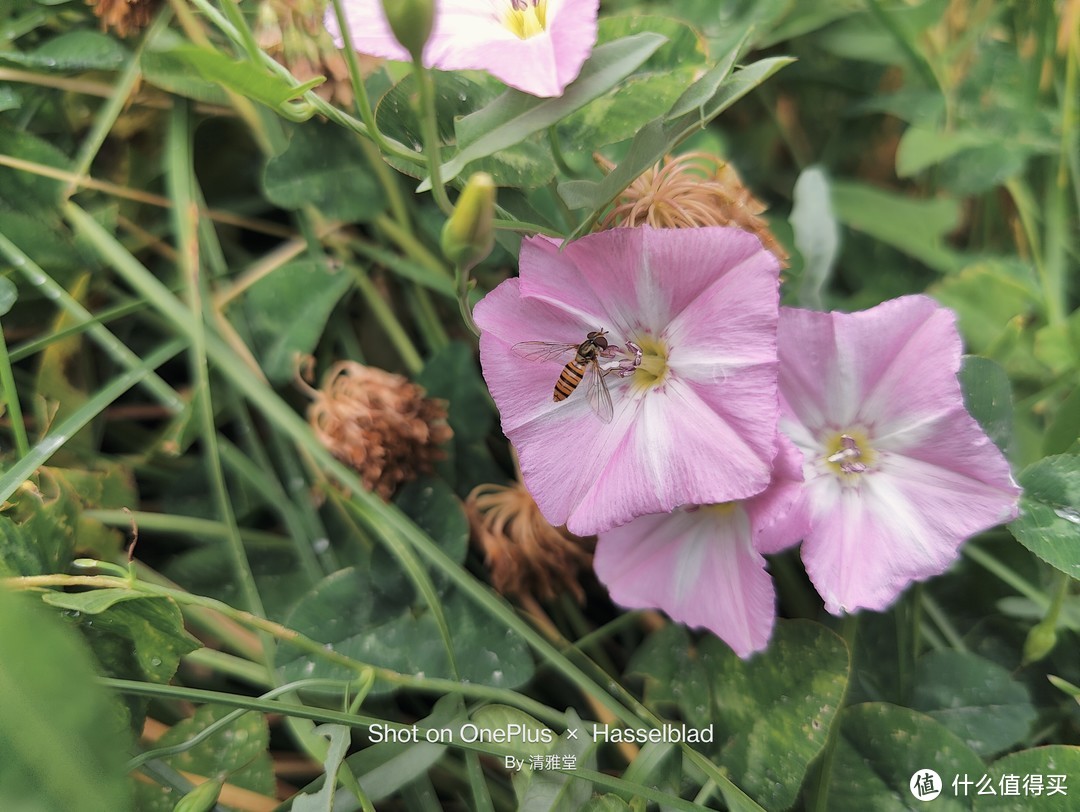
[
  {"x1": 596, "y1": 152, "x2": 789, "y2": 266},
  {"x1": 304, "y1": 360, "x2": 452, "y2": 500},
  {"x1": 466, "y1": 481, "x2": 592, "y2": 603},
  {"x1": 87, "y1": 0, "x2": 160, "y2": 37}
]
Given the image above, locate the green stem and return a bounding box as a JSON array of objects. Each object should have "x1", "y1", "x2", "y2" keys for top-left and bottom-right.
[
  {"x1": 84, "y1": 508, "x2": 291, "y2": 549},
  {"x1": 183, "y1": 647, "x2": 272, "y2": 687},
  {"x1": 415, "y1": 63, "x2": 454, "y2": 215},
  {"x1": 0, "y1": 318, "x2": 30, "y2": 458},
  {"x1": 455, "y1": 263, "x2": 481, "y2": 337},
  {"x1": 963, "y1": 544, "x2": 1048, "y2": 605},
  {"x1": 349, "y1": 265, "x2": 425, "y2": 374},
  {"x1": 492, "y1": 217, "x2": 563, "y2": 238},
  {"x1": 813, "y1": 614, "x2": 856, "y2": 812},
  {"x1": 921, "y1": 593, "x2": 968, "y2": 653},
  {"x1": 168, "y1": 101, "x2": 265, "y2": 621}
]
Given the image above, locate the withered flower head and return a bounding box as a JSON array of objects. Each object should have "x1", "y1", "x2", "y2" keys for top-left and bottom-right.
[
  {"x1": 87, "y1": 0, "x2": 160, "y2": 37},
  {"x1": 596, "y1": 151, "x2": 789, "y2": 266},
  {"x1": 466, "y1": 481, "x2": 592, "y2": 603},
  {"x1": 303, "y1": 359, "x2": 452, "y2": 500},
  {"x1": 257, "y1": 0, "x2": 372, "y2": 108}
]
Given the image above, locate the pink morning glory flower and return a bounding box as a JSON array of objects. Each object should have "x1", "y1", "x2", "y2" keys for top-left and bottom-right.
[
  {"x1": 595, "y1": 437, "x2": 809, "y2": 658},
  {"x1": 777, "y1": 295, "x2": 1021, "y2": 615},
  {"x1": 473, "y1": 226, "x2": 782, "y2": 537},
  {"x1": 327, "y1": 0, "x2": 599, "y2": 97}
]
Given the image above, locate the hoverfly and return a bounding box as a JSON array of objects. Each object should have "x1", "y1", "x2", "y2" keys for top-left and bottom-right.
[{"x1": 512, "y1": 330, "x2": 615, "y2": 423}]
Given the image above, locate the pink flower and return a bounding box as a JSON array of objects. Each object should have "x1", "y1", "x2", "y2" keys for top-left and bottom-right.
[
  {"x1": 474, "y1": 226, "x2": 782, "y2": 536},
  {"x1": 594, "y1": 437, "x2": 808, "y2": 658},
  {"x1": 327, "y1": 0, "x2": 599, "y2": 97},
  {"x1": 777, "y1": 296, "x2": 1021, "y2": 614}
]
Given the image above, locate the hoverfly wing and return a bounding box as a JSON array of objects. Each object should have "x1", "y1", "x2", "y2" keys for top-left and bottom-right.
[
  {"x1": 512, "y1": 341, "x2": 578, "y2": 363},
  {"x1": 584, "y1": 359, "x2": 615, "y2": 423}
]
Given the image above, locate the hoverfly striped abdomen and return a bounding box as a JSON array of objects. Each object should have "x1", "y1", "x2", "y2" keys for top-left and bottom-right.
[{"x1": 554, "y1": 359, "x2": 586, "y2": 401}]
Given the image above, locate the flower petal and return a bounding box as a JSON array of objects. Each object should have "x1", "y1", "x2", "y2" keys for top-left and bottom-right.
[
  {"x1": 596, "y1": 507, "x2": 776, "y2": 658},
  {"x1": 567, "y1": 377, "x2": 774, "y2": 535},
  {"x1": 747, "y1": 434, "x2": 809, "y2": 554}
]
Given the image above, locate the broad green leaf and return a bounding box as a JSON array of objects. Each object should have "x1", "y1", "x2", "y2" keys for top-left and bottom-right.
[
  {"x1": 974, "y1": 747, "x2": 1080, "y2": 811},
  {"x1": 759, "y1": 0, "x2": 865, "y2": 46},
  {"x1": 1043, "y1": 386, "x2": 1080, "y2": 457},
  {"x1": 0, "y1": 128, "x2": 70, "y2": 211},
  {"x1": 0, "y1": 276, "x2": 16, "y2": 315},
  {"x1": 790, "y1": 165, "x2": 840, "y2": 309},
  {"x1": 416, "y1": 342, "x2": 495, "y2": 444},
  {"x1": 824, "y1": 703, "x2": 984, "y2": 812},
  {"x1": 581, "y1": 796, "x2": 633, "y2": 812},
  {"x1": 1009, "y1": 454, "x2": 1080, "y2": 579},
  {"x1": 0, "y1": 587, "x2": 133, "y2": 812},
  {"x1": 705, "y1": 620, "x2": 850, "y2": 810},
  {"x1": 625, "y1": 624, "x2": 710, "y2": 719},
  {"x1": 666, "y1": 31, "x2": 745, "y2": 119},
  {"x1": 167, "y1": 43, "x2": 321, "y2": 109},
  {"x1": 897, "y1": 127, "x2": 1000, "y2": 177},
  {"x1": 0, "y1": 30, "x2": 129, "y2": 71},
  {"x1": 65, "y1": 594, "x2": 200, "y2": 684},
  {"x1": 558, "y1": 57, "x2": 794, "y2": 228},
  {"x1": 911, "y1": 651, "x2": 1035, "y2": 756},
  {"x1": 276, "y1": 569, "x2": 533, "y2": 695},
  {"x1": 292, "y1": 725, "x2": 351, "y2": 812},
  {"x1": 428, "y1": 34, "x2": 667, "y2": 188},
  {"x1": 262, "y1": 124, "x2": 386, "y2": 222},
  {"x1": 42, "y1": 587, "x2": 146, "y2": 615},
  {"x1": 831, "y1": 180, "x2": 964, "y2": 273},
  {"x1": 134, "y1": 705, "x2": 275, "y2": 812},
  {"x1": 0, "y1": 85, "x2": 20, "y2": 112},
  {"x1": 931, "y1": 261, "x2": 1039, "y2": 355},
  {"x1": 959, "y1": 356, "x2": 1014, "y2": 452},
  {"x1": 554, "y1": 16, "x2": 710, "y2": 150},
  {"x1": 375, "y1": 71, "x2": 555, "y2": 188},
  {"x1": 514, "y1": 711, "x2": 596, "y2": 812},
  {"x1": 395, "y1": 477, "x2": 469, "y2": 564},
  {"x1": 0, "y1": 475, "x2": 78, "y2": 576},
  {"x1": 240, "y1": 258, "x2": 353, "y2": 383},
  {"x1": 141, "y1": 36, "x2": 230, "y2": 105}
]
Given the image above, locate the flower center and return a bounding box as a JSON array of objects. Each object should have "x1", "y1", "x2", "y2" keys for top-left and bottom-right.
[
  {"x1": 822, "y1": 429, "x2": 876, "y2": 478},
  {"x1": 631, "y1": 335, "x2": 670, "y2": 391},
  {"x1": 503, "y1": 0, "x2": 547, "y2": 39}
]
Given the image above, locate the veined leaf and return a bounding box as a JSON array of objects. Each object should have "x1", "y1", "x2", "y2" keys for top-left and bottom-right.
[{"x1": 420, "y1": 34, "x2": 667, "y2": 190}]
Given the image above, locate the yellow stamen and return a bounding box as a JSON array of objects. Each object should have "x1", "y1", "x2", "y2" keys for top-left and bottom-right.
[
  {"x1": 822, "y1": 428, "x2": 876, "y2": 477},
  {"x1": 504, "y1": 0, "x2": 547, "y2": 39},
  {"x1": 632, "y1": 335, "x2": 670, "y2": 391}
]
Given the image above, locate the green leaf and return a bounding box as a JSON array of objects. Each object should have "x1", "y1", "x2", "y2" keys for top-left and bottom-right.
[
  {"x1": 0, "y1": 30, "x2": 129, "y2": 71},
  {"x1": 65, "y1": 594, "x2": 200, "y2": 684},
  {"x1": 825, "y1": 702, "x2": 985, "y2": 812},
  {"x1": 0, "y1": 276, "x2": 16, "y2": 315},
  {"x1": 416, "y1": 342, "x2": 494, "y2": 444},
  {"x1": 514, "y1": 711, "x2": 596, "y2": 812},
  {"x1": 974, "y1": 746, "x2": 1080, "y2": 811},
  {"x1": 376, "y1": 71, "x2": 555, "y2": 188},
  {"x1": 292, "y1": 725, "x2": 351, "y2": 812},
  {"x1": 141, "y1": 33, "x2": 230, "y2": 105},
  {"x1": 262, "y1": 123, "x2": 386, "y2": 222},
  {"x1": 1044, "y1": 386, "x2": 1080, "y2": 457},
  {"x1": 959, "y1": 356, "x2": 1014, "y2": 452},
  {"x1": 42, "y1": 587, "x2": 147, "y2": 614},
  {"x1": 134, "y1": 705, "x2": 275, "y2": 812},
  {"x1": 911, "y1": 650, "x2": 1035, "y2": 756},
  {"x1": 1009, "y1": 454, "x2": 1080, "y2": 579},
  {"x1": 896, "y1": 127, "x2": 1000, "y2": 177},
  {"x1": 0, "y1": 128, "x2": 71, "y2": 211},
  {"x1": 665, "y1": 30, "x2": 745, "y2": 119},
  {"x1": 931, "y1": 261, "x2": 1039, "y2": 355},
  {"x1": 240, "y1": 258, "x2": 353, "y2": 383},
  {"x1": 581, "y1": 796, "x2": 633, "y2": 812},
  {"x1": 558, "y1": 57, "x2": 793, "y2": 228},
  {"x1": 705, "y1": 620, "x2": 850, "y2": 810},
  {"x1": 0, "y1": 475, "x2": 78, "y2": 576},
  {"x1": 830, "y1": 180, "x2": 964, "y2": 273},
  {"x1": 395, "y1": 477, "x2": 469, "y2": 564},
  {"x1": 427, "y1": 34, "x2": 667, "y2": 188},
  {"x1": 0, "y1": 587, "x2": 133, "y2": 812},
  {"x1": 276, "y1": 569, "x2": 533, "y2": 695},
  {"x1": 167, "y1": 43, "x2": 321, "y2": 108},
  {"x1": 790, "y1": 165, "x2": 840, "y2": 309},
  {"x1": 0, "y1": 85, "x2": 20, "y2": 112},
  {"x1": 626, "y1": 624, "x2": 710, "y2": 718}
]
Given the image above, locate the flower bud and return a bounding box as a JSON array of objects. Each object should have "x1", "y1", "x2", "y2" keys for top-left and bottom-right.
[
  {"x1": 380, "y1": 0, "x2": 435, "y2": 63},
  {"x1": 441, "y1": 172, "x2": 496, "y2": 270},
  {"x1": 172, "y1": 779, "x2": 223, "y2": 812},
  {"x1": 1022, "y1": 618, "x2": 1058, "y2": 665}
]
